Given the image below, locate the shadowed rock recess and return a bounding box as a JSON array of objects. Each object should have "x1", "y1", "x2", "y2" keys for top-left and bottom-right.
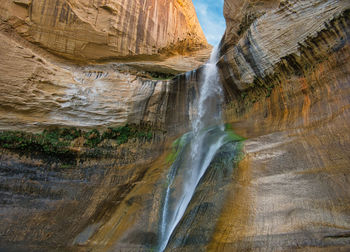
[{"x1": 0, "y1": 0, "x2": 350, "y2": 251}]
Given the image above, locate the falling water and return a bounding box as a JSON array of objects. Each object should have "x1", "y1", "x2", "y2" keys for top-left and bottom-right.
[{"x1": 159, "y1": 47, "x2": 228, "y2": 251}]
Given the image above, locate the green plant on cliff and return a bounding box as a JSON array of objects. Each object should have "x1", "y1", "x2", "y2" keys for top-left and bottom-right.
[
  {"x1": 102, "y1": 125, "x2": 153, "y2": 145},
  {"x1": 147, "y1": 71, "x2": 175, "y2": 80},
  {"x1": 0, "y1": 130, "x2": 72, "y2": 157},
  {"x1": 0, "y1": 124, "x2": 156, "y2": 158},
  {"x1": 85, "y1": 129, "x2": 102, "y2": 147},
  {"x1": 224, "y1": 124, "x2": 245, "y2": 162},
  {"x1": 224, "y1": 124, "x2": 245, "y2": 142},
  {"x1": 266, "y1": 85, "x2": 274, "y2": 98}
]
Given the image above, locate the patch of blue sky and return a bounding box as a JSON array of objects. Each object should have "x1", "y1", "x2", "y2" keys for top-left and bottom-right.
[{"x1": 192, "y1": 0, "x2": 226, "y2": 46}]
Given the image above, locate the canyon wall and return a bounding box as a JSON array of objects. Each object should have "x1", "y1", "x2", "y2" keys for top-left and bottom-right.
[
  {"x1": 0, "y1": 0, "x2": 208, "y2": 132},
  {"x1": 0, "y1": 29, "x2": 198, "y2": 132},
  {"x1": 1, "y1": 0, "x2": 350, "y2": 251},
  {"x1": 70, "y1": 2, "x2": 350, "y2": 250},
  {"x1": 0, "y1": 132, "x2": 170, "y2": 251},
  {"x1": 208, "y1": 0, "x2": 350, "y2": 251},
  {"x1": 0, "y1": 0, "x2": 208, "y2": 61},
  {"x1": 0, "y1": 0, "x2": 205, "y2": 250}
]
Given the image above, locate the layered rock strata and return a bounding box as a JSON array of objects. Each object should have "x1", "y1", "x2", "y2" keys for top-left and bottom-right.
[
  {"x1": 0, "y1": 0, "x2": 209, "y2": 131},
  {"x1": 85, "y1": 1, "x2": 350, "y2": 251}
]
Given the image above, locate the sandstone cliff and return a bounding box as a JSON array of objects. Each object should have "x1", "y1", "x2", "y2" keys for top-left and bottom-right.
[
  {"x1": 1, "y1": 0, "x2": 350, "y2": 251},
  {"x1": 0, "y1": 1, "x2": 206, "y2": 248},
  {"x1": 207, "y1": 0, "x2": 350, "y2": 251},
  {"x1": 0, "y1": 0, "x2": 208, "y2": 61},
  {"x1": 76, "y1": 1, "x2": 350, "y2": 250},
  {"x1": 0, "y1": 28, "x2": 200, "y2": 132},
  {"x1": 0, "y1": 1, "x2": 208, "y2": 248},
  {"x1": 0, "y1": 0, "x2": 210, "y2": 131}
]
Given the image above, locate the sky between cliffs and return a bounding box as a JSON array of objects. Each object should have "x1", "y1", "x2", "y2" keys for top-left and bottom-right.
[{"x1": 192, "y1": 0, "x2": 226, "y2": 46}]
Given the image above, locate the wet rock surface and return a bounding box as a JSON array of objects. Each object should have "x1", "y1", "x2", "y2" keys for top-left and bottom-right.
[{"x1": 166, "y1": 140, "x2": 243, "y2": 251}]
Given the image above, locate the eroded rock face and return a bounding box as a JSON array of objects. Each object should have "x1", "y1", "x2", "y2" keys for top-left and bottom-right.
[
  {"x1": 0, "y1": 1, "x2": 207, "y2": 247},
  {"x1": 0, "y1": 0, "x2": 208, "y2": 61},
  {"x1": 207, "y1": 0, "x2": 350, "y2": 250},
  {"x1": 97, "y1": 0, "x2": 349, "y2": 251},
  {"x1": 0, "y1": 27, "x2": 202, "y2": 132},
  {"x1": 0, "y1": 0, "x2": 205, "y2": 250},
  {"x1": 0, "y1": 0, "x2": 210, "y2": 132},
  {"x1": 219, "y1": 0, "x2": 349, "y2": 91}
]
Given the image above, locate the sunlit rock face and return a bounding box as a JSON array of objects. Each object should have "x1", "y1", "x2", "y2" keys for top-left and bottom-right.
[
  {"x1": 0, "y1": 33, "x2": 164, "y2": 130},
  {"x1": 219, "y1": 0, "x2": 349, "y2": 91},
  {"x1": 208, "y1": 0, "x2": 350, "y2": 250},
  {"x1": 0, "y1": 24, "x2": 204, "y2": 132},
  {"x1": 0, "y1": 34, "x2": 163, "y2": 130},
  {"x1": 0, "y1": 0, "x2": 210, "y2": 131},
  {"x1": 0, "y1": 0, "x2": 208, "y2": 61}
]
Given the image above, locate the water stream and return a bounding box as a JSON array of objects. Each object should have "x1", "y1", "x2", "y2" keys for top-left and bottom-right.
[{"x1": 159, "y1": 47, "x2": 230, "y2": 251}]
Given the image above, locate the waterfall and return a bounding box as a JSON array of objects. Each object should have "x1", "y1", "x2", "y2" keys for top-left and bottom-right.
[
  {"x1": 191, "y1": 46, "x2": 224, "y2": 134},
  {"x1": 159, "y1": 47, "x2": 228, "y2": 251}
]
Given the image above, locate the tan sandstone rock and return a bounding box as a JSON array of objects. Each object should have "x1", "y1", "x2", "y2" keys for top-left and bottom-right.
[
  {"x1": 0, "y1": 29, "x2": 172, "y2": 131},
  {"x1": 0, "y1": 0, "x2": 210, "y2": 131},
  {"x1": 0, "y1": 0, "x2": 208, "y2": 61}
]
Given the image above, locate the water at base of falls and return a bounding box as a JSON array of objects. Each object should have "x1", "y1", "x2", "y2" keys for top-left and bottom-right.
[{"x1": 158, "y1": 47, "x2": 234, "y2": 251}]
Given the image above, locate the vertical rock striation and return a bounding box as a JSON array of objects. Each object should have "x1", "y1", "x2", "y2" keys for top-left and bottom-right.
[
  {"x1": 0, "y1": 0, "x2": 208, "y2": 61},
  {"x1": 0, "y1": 3, "x2": 206, "y2": 132}
]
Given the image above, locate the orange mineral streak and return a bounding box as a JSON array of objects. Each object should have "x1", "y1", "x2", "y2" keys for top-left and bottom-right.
[
  {"x1": 300, "y1": 77, "x2": 311, "y2": 127},
  {"x1": 208, "y1": 156, "x2": 253, "y2": 251},
  {"x1": 214, "y1": 12, "x2": 350, "y2": 250}
]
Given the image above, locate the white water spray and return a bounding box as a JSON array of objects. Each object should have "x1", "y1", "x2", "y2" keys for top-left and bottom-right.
[{"x1": 159, "y1": 47, "x2": 226, "y2": 251}]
